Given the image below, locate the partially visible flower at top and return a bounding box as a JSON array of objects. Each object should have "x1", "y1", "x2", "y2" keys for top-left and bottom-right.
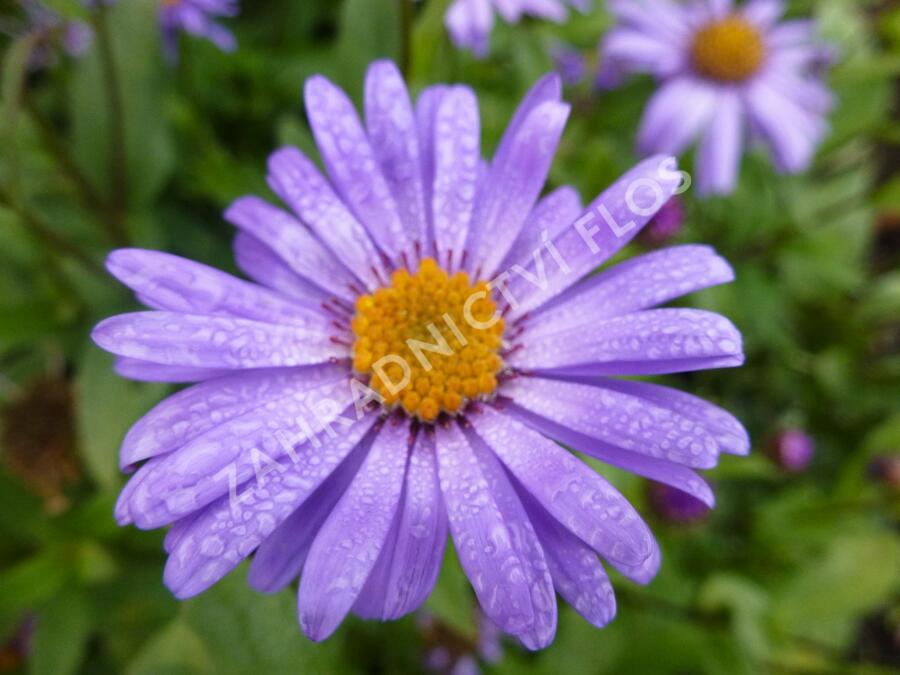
[
  {"x1": 767, "y1": 428, "x2": 814, "y2": 473},
  {"x1": 647, "y1": 481, "x2": 711, "y2": 524},
  {"x1": 446, "y1": 0, "x2": 589, "y2": 57},
  {"x1": 598, "y1": 0, "x2": 836, "y2": 196},
  {"x1": 159, "y1": 0, "x2": 238, "y2": 61},
  {"x1": 8, "y1": 0, "x2": 95, "y2": 69},
  {"x1": 639, "y1": 195, "x2": 684, "y2": 247},
  {"x1": 92, "y1": 60, "x2": 748, "y2": 649},
  {"x1": 550, "y1": 43, "x2": 587, "y2": 86}
]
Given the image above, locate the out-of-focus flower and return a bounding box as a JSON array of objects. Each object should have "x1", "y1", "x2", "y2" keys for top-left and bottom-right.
[
  {"x1": 767, "y1": 428, "x2": 814, "y2": 473},
  {"x1": 421, "y1": 610, "x2": 502, "y2": 674},
  {"x1": 8, "y1": 1, "x2": 95, "y2": 69},
  {"x1": 639, "y1": 195, "x2": 684, "y2": 247},
  {"x1": 598, "y1": 0, "x2": 836, "y2": 196},
  {"x1": 92, "y1": 60, "x2": 748, "y2": 649},
  {"x1": 869, "y1": 455, "x2": 900, "y2": 492},
  {"x1": 446, "y1": 0, "x2": 588, "y2": 57},
  {"x1": 159, "y1": 0, "x2": 238, "y2": 61},
  {"x1": 647, "y1": 481, "x2": 711, "y2": 524},
  {"x1": 0, "y1": 375, "x2": 79, "y2": 512},
  {"x1": 550, "y1": 43, "x2": 587, "y2": 86}
]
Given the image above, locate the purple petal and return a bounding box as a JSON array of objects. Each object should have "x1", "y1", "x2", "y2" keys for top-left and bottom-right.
[
  {"x1": 163, "y1": 412, "x2": 376, "y2": 599},
  {"x1": 469, "y1": 407, "x2": 658, "y2": 572},
  {"x1": 119, "y1": 364, "x2": 346, "y2": 472},
  {"x1": 696, "y1": 90, "x2": 744, "y2": 196},
  {"x1": 511, "y1": 308, "x2": 743, "y2": 376},
  {"x1": 92, "y1": 312, "x2": 347, "y2": 370},
  {"x1": 499, "y1": 185, "x2": 583, "y2": 272},
  {"x1": 509, "y1": 404, "x2": 715, "y2": 511},
  {"x1": 503, "y1": 376, "x2": 721, "y2": 469},
  {"x1": 520, "y1": 490, "x2": 616, "y2": 627},
  {"x1": 504, "y1": 155, "x2": 682, "y2": 317},
  {"x1": 637, "y1": 78, "x2": 717, "y2": 157},
  {"x1": 436, "y1": 422, "x2": 557, "y2": 650},
  {"x1": 117, "y1": 379, "x2": 357, "y2": 528},
  {"x1": 247, "y1": 429, "x2": 374, "y2": 593},
  {"x1": 266, "y1": 147, "x2": 386, "y2": 290},
  {"x1": 600, "y1": 28, "x2": 685, "y2": 79},
  {"x1": 492, "y1": 73, "x2": 561, "y2": 171},
  {"x1": 298, "y1": 420, "x2": 411, "y2": 641},
  {"x1": 225, "y1": 196, "x2": 357, "y2": 301},
  {"x1": 525, "y1": 245, "x2": 735, "y2": 334},
  {"x1": 114, "y1": 357, "x2": 230, "y2": 383},
  {"x1": 445, "y1": 0, "x2": 494, "y2": 56},
  {"x1": 430, "y1": 86, "x2": 481, "y2": 271},
  {"x1": 106, "y1": 249, "x2": 331, "y2": 329},
  {"x1": 353, "y1": 432, "x2": 448, "y2": 620},
  {"x1": 232, "y1": 232, "x2": 332, "y2": 304},
  {"x1": 304, "y1": 75, "x2": 410, "y2": 263},
  {"x1": 467, "y1": 99, "x2": 571, "y2": 279},
  {"x1": 741, "y1": 0, "x2": 784, "y2": 28},
  {"x1": 365, "y1": 60, "x2": 428, "y2": 257}
]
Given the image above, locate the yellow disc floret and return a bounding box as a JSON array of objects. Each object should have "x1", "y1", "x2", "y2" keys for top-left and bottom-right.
[
  {"x1": 691, "y1": 16, "x2": 765, "y2": 83},
  {"x1": 351, "y1": 257, "x2": 504, "y2": 422}
]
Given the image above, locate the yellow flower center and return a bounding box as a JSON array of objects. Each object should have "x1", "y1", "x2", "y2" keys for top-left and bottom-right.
[
  {"x1": 691, "y1": 17, "x2": 765, "y2": 83},
  {"x1": 351, "y1": 258, "x2": 504, "y2": 423}
]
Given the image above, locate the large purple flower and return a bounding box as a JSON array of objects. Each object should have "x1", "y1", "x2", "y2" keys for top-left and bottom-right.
[
  {"x1": 446, "y1": 0, "x2": 588, "y2": 57},
  {"x1": 92, "y1": 60, "x2": 748, "y2": 649},
  {"x1": 598, "y1": 0, "x2": 835, "y2": 195},
  {"x1": 159, "y1": 0, "x2": 237, "y2": 59}
]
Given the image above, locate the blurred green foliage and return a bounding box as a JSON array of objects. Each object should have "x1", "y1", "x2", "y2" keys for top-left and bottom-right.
[{"x1": 0, "y1": 0, "x2": 898, "y2": 673}]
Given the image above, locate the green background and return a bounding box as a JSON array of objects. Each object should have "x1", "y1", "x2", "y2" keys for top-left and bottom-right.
[{"x1": 0, "y1": 0, "x2": 898, "y2": 673}]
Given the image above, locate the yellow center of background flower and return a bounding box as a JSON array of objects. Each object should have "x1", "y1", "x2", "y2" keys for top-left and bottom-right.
[
  {"x1": 691, "y1": 17, "x2": 765, "y2": 83},
  {"x1": 351, "y1": 258, "x2": 504, "y2": 422}
]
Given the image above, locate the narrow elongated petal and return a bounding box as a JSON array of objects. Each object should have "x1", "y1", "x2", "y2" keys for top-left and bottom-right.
[
  {"x1": 266, "y1": 147, "x2": 386, "y2": 289},
  {"x1": 503, "y1": 377, "x2": 721, "y2": 469},
  {"x1": 510, "y1": 405, "x2": 715, "y2": 510},
  {"x1": 304, "y1": 75, "x2": 410, "y2": 262},
  {"x1": 492, "y1": 73, "x2": 561, "y2": 170},
  {"x1": 163, "y1": 412, "x2": 376, "y2": 599},
  {"x1": 119, "y1": 364, "x2": 346, "y2": 471},
  {"x1": 232, "y1": 232, "x2": 331, "y2": 304},
  {"x1": 506, "y1": 155, "x2": 682, "y2": 316},
  {"x1": 638, "y1": 78, "x2": 717, "y2": 156},
  {"x1": 92, "y1": 312, "x2": 346, "y2": 370},
  {"x1": 118, "y1": 379, "x2": 356, "y2": 528},
  {"x1": 511, "y1": 309, "x2": 744, "y2": 376},
  {"x1": 106, "y1": 248, "x2": 331, "y2": 329},
  {"x1": 436, "y1": 423, "x2": 557, "y2": 650},
  {"x1": 467, "y1": 100, "x2": 571, "y2": 279},
  {"x1": 521, "y1": 491, "x2": 616, "y2": 628},
  {"x1": 298, "y1": 420, "x2": 411, "y2": 641},
  {"x1": 431, "y1": 86, "x2": 480, "y2": 271},
  {"x1": 469, "y1": 407, "x2": 657, "y2": 571},
  {"x1": 500, "y1": 186, "x2": 582, "y2": 272},
  {"x1": 114, "y1": 357, "x2": 230, "y2": 384},
  {"x1": 696, "y1": 90, "x2": 744, "y2": 196},
  {"x1": 365, "y1": 60, "x2": 428, "y2": 254},
  {"x1": 225, "y1": 196, "x2": 357, "y2": 301},
  {"x1": 525, "y1": 245, "x2": 734, "y2": 336},
  {"x1": 353, "y1": 432, "x2": 448, "y2": 620},
  {"x1": 248, "y1": 430, "x2": 374, "y2": 593}
]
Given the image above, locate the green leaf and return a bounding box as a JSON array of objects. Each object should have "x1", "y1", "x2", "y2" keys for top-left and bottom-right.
[
  {"x1": 126, "y1": 619, "x2": 214, "y2": 675},
  {"x1": 75, "y1": 347, "x2": 166, "y2": 492},
  {"x1": 182, "y1": 567, "x2": 349, "y2": 675},
  {"x1": 0, "y1": 552, "x2": 68, "y2": 624},
  {"x1": 336, "y1": 0, "x2": 401, "y2": 96},
  {"x1": 30, "y1": 590, "x2": 92, "y2": 675}
]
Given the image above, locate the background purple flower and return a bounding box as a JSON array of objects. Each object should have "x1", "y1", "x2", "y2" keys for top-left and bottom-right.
[
  {"x1": 768, "y1": 428, "x2": 814, "y2": 473},
  {"x1": 446, "y1": 0, "x2": 589, "y2": 57},
  {"x1": 599, "y1": 0, "x2": 836, "y2": 196},
  {"x1": 639, "y1": 195, "x2": 684, "y2": 247},
  {"x1": 159, "y1": 0, "x2": 238, "y2": 61}
]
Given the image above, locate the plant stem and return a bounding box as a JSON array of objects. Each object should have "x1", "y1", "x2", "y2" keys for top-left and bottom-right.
[
  {"x1": 398, "y1": 0, "x2": 413, "y2": 77},
  {"x1": 24, "y1": 98, "x2": 128, "y2": 246},
  {"x1": 93, "y1": 2, "x2": 128, "y2": 218},
  {"x1": 0, "y1": 186, "x2": 107, "y2": 281}
]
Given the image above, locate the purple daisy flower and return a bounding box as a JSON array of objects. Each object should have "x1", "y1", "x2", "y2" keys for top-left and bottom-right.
[
  {"x1": 598, "y1": 0, "x2": 836, "y2": 195},
  {"x1": 446, "y1": 0, "x2": 589, "y2": 57},
  {"x1": 92, "y1": 60, "x2": 748, "y2": 649},
  {"x1": 159, "y1": 0, "x2": 237, "y2": 60}
]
